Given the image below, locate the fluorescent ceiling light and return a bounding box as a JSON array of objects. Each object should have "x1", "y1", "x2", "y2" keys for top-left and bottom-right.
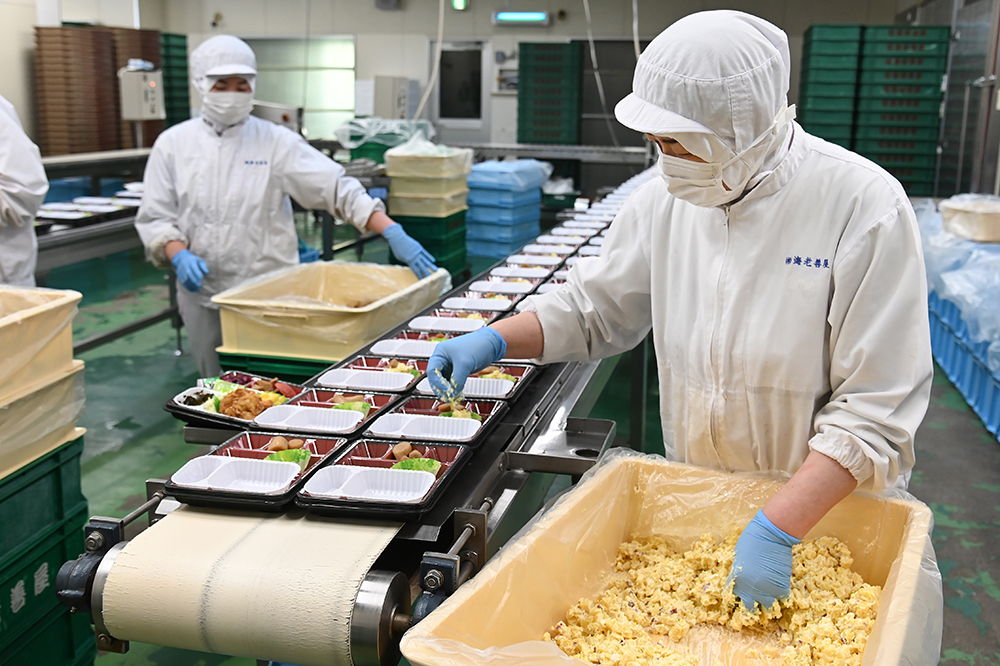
[{"x1": 492, "y1": 11, "x2": 550, "y2": 26}]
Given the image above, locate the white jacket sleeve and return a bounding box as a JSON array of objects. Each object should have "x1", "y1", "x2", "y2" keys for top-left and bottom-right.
[
  {"x1": 0, "y1": 102, "x2": 48, "y2": 228},
  {"x1": 134, "y1": 137, "x2": 187, "y2": 268},
  {"x1": 525, "y1": 195, "x2": 653, "y2": 363},
  {"x1": 274, "y1": 131, "x2": 384, "y2": 232},
  {"x1": 809, "y1": 202, "x2": 933, "y2": 492}
]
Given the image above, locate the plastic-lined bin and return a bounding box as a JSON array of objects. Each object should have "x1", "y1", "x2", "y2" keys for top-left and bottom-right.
[
  {"x1": 212, "y1": 262, "x2": 449, "y2": 363},
  {"x1": 385, "y1": 137, "x2": 473, "y2": 179},
  {"x1": 165, "y1": 431, "x2": 348, "y2": 510},
  {"x1": 316, "y1": 356, "x2": 427, "y2": 393},
  {"x1": 0, "y1": 287, "x2": 80, "y2": 405},
  {"x1": 415, "y1": 364, "x2": 535, "y2": 401},
  {"x1": 388, "y1": 191, "x2": 468, "y2": 217},
  {"x1": 467, "y1": 188, "x2": 541, "y2": 208},
  {"x1": 467, "y1": 203, "x2": 540, "y2": 225},
  {"x1": 401, "y1": 454, "x2": 940, "y2": 666},
  {"x1": 939, "y1": 194, "x2": 1000, "y2": 241},
  {"x1": 390, "y1": 175, "x2": 468, "y2": 197},
  {"x1": 296, "y1": 439, "x2": 470, "y2": 519},
  {"x1": 365, "y1": 396, "x2": 507, "y2": 445}
]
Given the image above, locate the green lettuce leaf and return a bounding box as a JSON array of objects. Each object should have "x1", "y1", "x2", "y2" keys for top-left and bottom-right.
[
  {"x1": 265, "y1": 448, "x2": 311, "y2": 471},
  {"x1": 333, "y1": 401, "x2": 371, "y2": 417},
  {"x1": 391, "y1": 458, "x2": 442, "y2": 476}
]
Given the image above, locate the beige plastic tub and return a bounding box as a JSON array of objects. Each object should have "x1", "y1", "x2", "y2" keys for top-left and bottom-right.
[
  {"x1": 212, "y1": 262, "x2": 450, "y2": 362},
  {"x1": 388, "y1": 191, "x2": 469, "y2": 218},
  {"x1": 390, "y1": 175, "x2": 469, "y2": 198},
  {"x1": 0, "y1": 287, "x2": 80, "y2": 404},
  {"x1": 402, "y1": 454, "x2": 942, "y2": 666},
  {"x1": 940, "y1": 194, "x2": 1000, "y2": 242}
]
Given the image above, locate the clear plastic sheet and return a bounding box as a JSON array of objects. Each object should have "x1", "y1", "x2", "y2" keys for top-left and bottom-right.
[
  {"x1": 211, "y1": 262, "x2": 450, "y2": 361},
  {"x1": 333, "y1": 118, "x2": 435, "y2": 149},
  {"x1": 467, "y1": 159, "x2": 554, "y2": 192},
  {"x1": 939, "y1": 193, "x2": 1000, "y2": 242},
  {"x1": 385, "y1": 136, "x2": 474, "y2": 179},
  {"x1": 0, "y1": 286, "x2": 80, "y2": 404},
  {"x1": 401, "y1": 450, "x2": 942, "y2": 666}
]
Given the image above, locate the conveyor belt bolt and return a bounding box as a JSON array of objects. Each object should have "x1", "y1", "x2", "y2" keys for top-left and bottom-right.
[
  {"x1": 423, "y1": 569, "x2": 444, "y2": 591},
  {"x1": 85, "y1": 532, "x2": 105, "y2": 552}
]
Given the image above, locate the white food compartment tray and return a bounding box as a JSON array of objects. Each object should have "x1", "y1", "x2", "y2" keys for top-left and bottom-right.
[
  {"x1": 441, "y1": 297, "x2": 512, "y2": 312},
  {"x1": 253, "y1": 404, "x2": 365, "y2": 433},
  {"x1": 367, "y1": 413, "x2": 482, "y2": 441},
  {"x1": 409, "y1": 315, "x2": 485, "y2": 333},
  {"x1": 171, "y1": 456, "x2": 301, "y2": 494},
  {"x1": 302, "y1": 466, "x2": 436, "y2": 502},
  {"x1": 468, "y1": 280, "x2": 535, "y2": 295}
]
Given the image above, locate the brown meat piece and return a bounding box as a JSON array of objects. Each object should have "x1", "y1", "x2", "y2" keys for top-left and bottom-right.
[{"x1": 219, "y1": 388, "x2": 271, "y2": 420}]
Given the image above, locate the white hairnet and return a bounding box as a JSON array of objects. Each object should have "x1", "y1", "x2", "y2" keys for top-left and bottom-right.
[
  {"x1": 190, "y1": 35, "x2": 258, "y2": 97},
  {"x1": 615, "y1": 10, "x2": 790, "y2": 152}
]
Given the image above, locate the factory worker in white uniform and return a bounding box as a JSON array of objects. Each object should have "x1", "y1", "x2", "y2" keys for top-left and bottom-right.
[
  {"x1": 428, "y1": 11, "x2": 933, "y2": 614},
  {"x1": 0, "y1": 95, "x2": 48, "y2": 286},
  {"x1": 136, "y1": 35, "x2": 437, "y2": 377}
]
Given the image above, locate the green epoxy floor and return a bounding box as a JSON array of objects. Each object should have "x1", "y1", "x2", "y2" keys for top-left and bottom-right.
[{"x1": 41, "y1": 238, "x2": 1000, "y2": 665}]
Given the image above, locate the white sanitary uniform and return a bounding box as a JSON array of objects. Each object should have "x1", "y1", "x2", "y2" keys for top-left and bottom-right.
[
  {"x1": 0, "y1": 95, "x2": 48, "y2": 286},
  {"x1": 526, "y1": 12, "x2": 932, "y2": 492}
]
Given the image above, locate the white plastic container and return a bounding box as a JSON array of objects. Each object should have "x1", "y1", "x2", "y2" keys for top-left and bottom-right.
[
  {"x1": 416, "y1": 376, "x2": 514, "y2": 399},
  {"x1": 562, "y1": 220, "x2": 608, "y2": 229},
  {"x1": 442, "y1": 297, "x2": 512, "y2": 311},
  {"x1": 536, "y1": 234, "x2": 585, "y2": 245},
  {"x1": 253, "y1": 404, "x2": 365, "y2": 433},
  {"x1": 577, "y1": 245, "x2": 602, "y2": 256},
  {"x1": 564, "y1": 257, "x2": 583, "y2": 266},
  {"x1": 316, "y1": 368, "x2": 417, "y2": 392},
  {"x1": 170, "y1": 456, "x2": 231, "y2": 486},
  {"x1": 550, "y1": 226, "x2": 596, "y2": 237},
  {"x1": 536, "y1": 283, "x2": 563, "y2": 294},
  {"x1": 589, "y1": 237, "x2": 605, "y2": 246},
  {"x1": 521, "y1": 244, "x2": 575, "y2": 256},
  {"x1": 489, "y1": 266, "x2": 550, "y2": 280},
  {"x1": 506, "y1": 254, "x2": 562, "y2": 266},
  {"x1": 370, "y1": 339, "x2": 440, "y2": 357},
  {"x1": 303, "y1": 466, "x2": 436, "y2": 502},
  {"x1": 409, "y1": 316, "x2": 484, "y2": 333},
  {"x1": 171, "y1": 457, "x2": 301, "y2": 493},
  {"x1": 368, "y1": 413, "x2": 482, "y2": 441},
  {"x1": 468, "y1": 280, "x2": 534, "y2": 295}
]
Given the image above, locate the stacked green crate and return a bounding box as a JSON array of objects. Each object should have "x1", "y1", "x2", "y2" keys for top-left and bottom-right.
[
  {"x1": 799, "y1": 25, "x2": 862, "y2": 149},
  {"x1": 160, "y1": 33, "x2": 190, "y2": 128},
  {"x1": 518, "y1": 43, "x2": 582, "y2": 145},
  {"x1": 855, "y1": 26, "x2": 949, "y2": 196}
]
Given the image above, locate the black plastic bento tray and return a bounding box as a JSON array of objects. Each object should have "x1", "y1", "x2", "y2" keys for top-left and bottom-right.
[
  {"x1": 362, "y1": 396, "x2": 508, "y2": 448},
  {"x1": 164, "y1": 431, "x2": 348, "y2": 511},
  {"x1": 163, "y1": 370, "x2": 306, "y2": 430},
  {"x1": 308, "y1": 355, "x2": 428, "y2": 393},
  {"x1": 294, "y1": 439, "x2": 471, "y2": 520},
  {"x1": 284, "y1": 389, "x2": 404, "y2": 437},
  {"x1": 412, "y1": 363, "x2": 537, "y2": 402}
]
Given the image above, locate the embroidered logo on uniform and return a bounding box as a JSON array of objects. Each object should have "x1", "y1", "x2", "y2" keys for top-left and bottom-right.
[
  {"x1": 785, "y1": 256, "x2": 829, "y2": 269},
  {"x1": 244, "y1": 159, "x2": 268, "y2": 166}
]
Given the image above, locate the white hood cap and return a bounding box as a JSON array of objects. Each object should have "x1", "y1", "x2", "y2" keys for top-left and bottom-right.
[
  {"x1": 191, "y1": 35, "x2": 257, "y2": 96},
  {"x1": 615, "y1": 10, "x2": 790, "y2": 152}
]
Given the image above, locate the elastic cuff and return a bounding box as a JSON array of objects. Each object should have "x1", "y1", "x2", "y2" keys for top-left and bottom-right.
[
  {"x1": 808, "y1": 431, "x2": 875, "y2": 486},
  {"x1": 483, "y1": 326, "x2": 508, "y2": 361},
  {"x1": 149, "y1": 233, "x2": 188, "y2": 270}
]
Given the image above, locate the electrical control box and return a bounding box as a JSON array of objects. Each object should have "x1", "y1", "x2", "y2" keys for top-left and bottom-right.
[{"x1": 119, "y1": 70, "x2": 166, "y2": 121}]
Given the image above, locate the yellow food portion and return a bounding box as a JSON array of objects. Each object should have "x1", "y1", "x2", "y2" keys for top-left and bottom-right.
[{"x1": 544, "y1": 533, "x2": 879, "y2": 666}]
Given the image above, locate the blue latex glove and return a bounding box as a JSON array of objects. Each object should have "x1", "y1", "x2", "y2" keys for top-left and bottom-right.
[
  {"x1": 382, "y1": 223, "x2": 438, "y2": 279},
  {"x1": 171, "y1": 249, "x2": 209, "y2": 292},
  {"x1": 426, "y1": 327, "x2": 507, "y2": 400},
  {"x1": 727, "y1": 510, "x2": 801, "y2": 613},
  {"x1": 297, "y1": 238, "x2": 321, "y2": 263}
]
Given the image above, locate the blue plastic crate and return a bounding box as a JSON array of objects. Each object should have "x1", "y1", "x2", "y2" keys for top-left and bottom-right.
[
  {"x1": 467, "y1": 236, "x2": 536, "y2": 258},
  {"x1": 43, "y1": 178, "x2": 91, "y2": 203},
  {"x1": 467, "y1": 219, "x2": 540, "y2": 243},
  {"x1": 928, "y1": 291, "x2": 992, "y2": 365},
  {"x1": 100, "y1": 178, "x2": 126, "y2": 197},
  {"x1": 467, "y1": 203, "x2": 540, "y2": 225},
  {"x1": 929, "y1": 308, "x2": 1000, "y2": 437},
  {"x1": 467, "y1": 187, "x2": 541, "y2": 208},
  {"x1": 467, "y1": 160, "x2": 551, "y2": 192}
]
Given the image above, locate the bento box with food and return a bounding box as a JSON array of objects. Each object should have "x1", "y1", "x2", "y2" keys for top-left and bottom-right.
[
  {"x1": 534, "y1": 234, "x2": 588, "y2": 246},
  {"x1": 409, "y1": 309, "x2": 498, "y2": 333},
  {"x1": 520, "y1": 244, "x2": 577, "y2": 257},
  {"x1": 369, "y1": 331, "x2": 458, "y2": 358},
  {"x1": 442, "y1": 291, "x2": 521, "y2": 312},
  {"x1": 490, "y1": 266, "x2": 553, "y2": 280},
  {"x1": 415, "y1": 364, "x2": 535, "y2": 400},
  {"x1": 165, "y1": 371, "x2": 304, "y2": 428},
  {"x1": 315, "y1": 356, "x2": 427, "y2": 393},
  {"x1": 295, "y1": 439, "x2": 470, "y2": 519},
  {"x1": 467, "y1": 278, "x2": 541, "y2": 295},
  {"x1": 401, "y1": 453, "x2": 941, "y2": 666},
  {"x1": 364, "y1": 396, "x2": 507, "y2": 446},
  {"x1": 562, "y1": 219, "x2": 609, "y2": 230},
  {"x1": 549, "y1": 226, "x2": 598, "y2": 238},
  {"x1": 506, "y1": 254, "x2": 564, "y2": 268},
  {"x1": 164, "y1": 432, "x2": 348, "y2": 510}
]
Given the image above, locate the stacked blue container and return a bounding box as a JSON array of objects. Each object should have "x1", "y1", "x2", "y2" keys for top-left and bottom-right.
[{"x1": 466, "y1": 160, "x2": 550, "y2": 258}]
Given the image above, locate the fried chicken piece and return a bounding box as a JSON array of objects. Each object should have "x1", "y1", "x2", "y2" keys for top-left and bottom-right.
[{"x1": 219, "y1": 387, "x2": 271, "y2": 420}]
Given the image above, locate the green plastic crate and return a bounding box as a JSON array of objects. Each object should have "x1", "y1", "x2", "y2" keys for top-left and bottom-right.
[
  {"x1": 861, "y1": 55, "x2": 946, "y2": 71},
  {"x1": 351, "y1": 142, "x2": 390, "y2": 163},
  {"x1": 0, "y1": 506, "x2": 87, "y2": 657},
  {"x1": 406, "y1": 225, "x2": 466, "y2": 256},
  {"x1": 161, "y1": 32, "x2": 188, "y2": 46},
  {"x1": 900, "y1": 181, "x2": 935, "y2": 196},
  {"x1": 855, "y1": 124, "x2": 939, "y2": 140},
  {"x1": 885, "y1": 166, "x2": 935, "y2": 181},
  {"x1": 518, "y1": 80, "x2": 581, "y2": 101},
  {"x1": 863, "y1": 26, "x2": 950, "y2": 43},
  {"x1": 518, "y1": 126, "x2": 581, "y2": 144},
  {"x1": 800, "y1": 96, "x2": 856, "y2": 111},
  {"x1": 802, "y1": 54, "x2": 860, "y2": 69},
  {"x1": 396, "y1": 210, "x2": 467, "y2": 236},
  {"x1": 862, "y1": 152, "x2": 937, "y2": 168},
  {"x1": 519, "y1": 42, "x2": 582, "y2": 67},
  {"x1": 162, "y1": 54, "x2": 189, "y2": 68},
  {"x1": 0, "y1": 438, "x2": 86, "y2": 575},
  {"x1": 217, "y1": 352, "x2": 332, "y2": 384},
  {"x1": 161, "y1": 44, "x2": 187, "y2": 57},
  {"x1": 0, "y1": 601, "x2": 96, "y2": 666},
  {"x1": 858, "y1": 83, "x2": 942, "y2": 98},
  {"x1": 390, "y1": 246, "x2": 466, "y2": 276},
  {"x1": 860, "y1": 69, "x2": 943, "y2": 85},
  {"x1": 799, "y1": 83, "x2": 857, "y2": 98},
  {"x1": 856, "y1": 97, "x2": 940, "y2": 113},
  {"x1": 804, "y1": 41, "x2": 861, "y2": 56},
  {"x1": 801, "y1": 68, "x2": 858, "y2": 84},
  {"x1": 862, "y1": 40, "x2": 947, "y2": 56},
  {"x1": 801, "y1": 123, "x2": 854, "y2": 140},
  {"x1": 856, "y1": 111, "x2": 940, "y2": 127},
  {"x1": 804, "y1": 25, "x2": 862, "y2": 42},
  {"x1": 853, "y1": 138, "x2": 937, "y2": 154},
  {"x1": 542, "y1": 192, "x2": 580, "y2": 209},
  {"x1": 519, "y1": 98, "x2": 580, "y2": 118},
  {"x1": 800, "y1": 109, "x2": 854, "y2": 125}
]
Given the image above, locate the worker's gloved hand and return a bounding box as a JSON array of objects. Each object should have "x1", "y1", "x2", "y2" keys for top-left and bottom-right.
[
  {"x1": 171, "y1": 249, "x2": 209, "y2": 292},
  {"x1": 727, "y1": 510, "x2": 801, "y2": 613},
  {"x1": 427, "y1": 327, "x2": 507, "y2": 400},
  {"x1": 382, "y1": 223, "x2": 438, "y2": 279}
]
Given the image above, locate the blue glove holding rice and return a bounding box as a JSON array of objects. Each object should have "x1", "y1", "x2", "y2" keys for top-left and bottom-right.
[
  {"x1": 727, "y1": 510, "x2": 801, "y2": 613},
  {"x1": 427, "y1": 328, "x2": 508, "y2": 400}
]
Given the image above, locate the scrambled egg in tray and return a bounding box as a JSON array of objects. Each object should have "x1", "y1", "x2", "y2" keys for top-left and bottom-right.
[{"x1": 544, "y1": 533, "x2": 880, "y2": 666}]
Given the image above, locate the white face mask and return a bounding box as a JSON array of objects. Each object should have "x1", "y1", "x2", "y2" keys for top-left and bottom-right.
[
  {"x1": 657, "y1": 104, "x2": 795, "y2": 208},
  {"x1": 201, "y1": 92, "x2": 255, "y2": 127}
]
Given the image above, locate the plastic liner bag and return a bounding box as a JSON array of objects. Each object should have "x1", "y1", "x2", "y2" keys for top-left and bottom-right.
[
  {"x1": 334, "y1": 118, "x2": 435, "y2": 149},
  {"x1": 542, "y1": 177, "x2": 575, "y2": 195},
  {"x1": 467, "y1": 159, "x2": 554, "y2": 192},
  {"x1": 939, "y1": 193, "x2": 1000, "y2": 242},
  {"x1": 939, "y1": 248, "x2": 1000, "y2": 342},
  {"x1": 402, "y1": 449, "x2": 943, "y2": 666},
  {"x1": 384, "y1": 136, "x2": 474, "y2": 179}
]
